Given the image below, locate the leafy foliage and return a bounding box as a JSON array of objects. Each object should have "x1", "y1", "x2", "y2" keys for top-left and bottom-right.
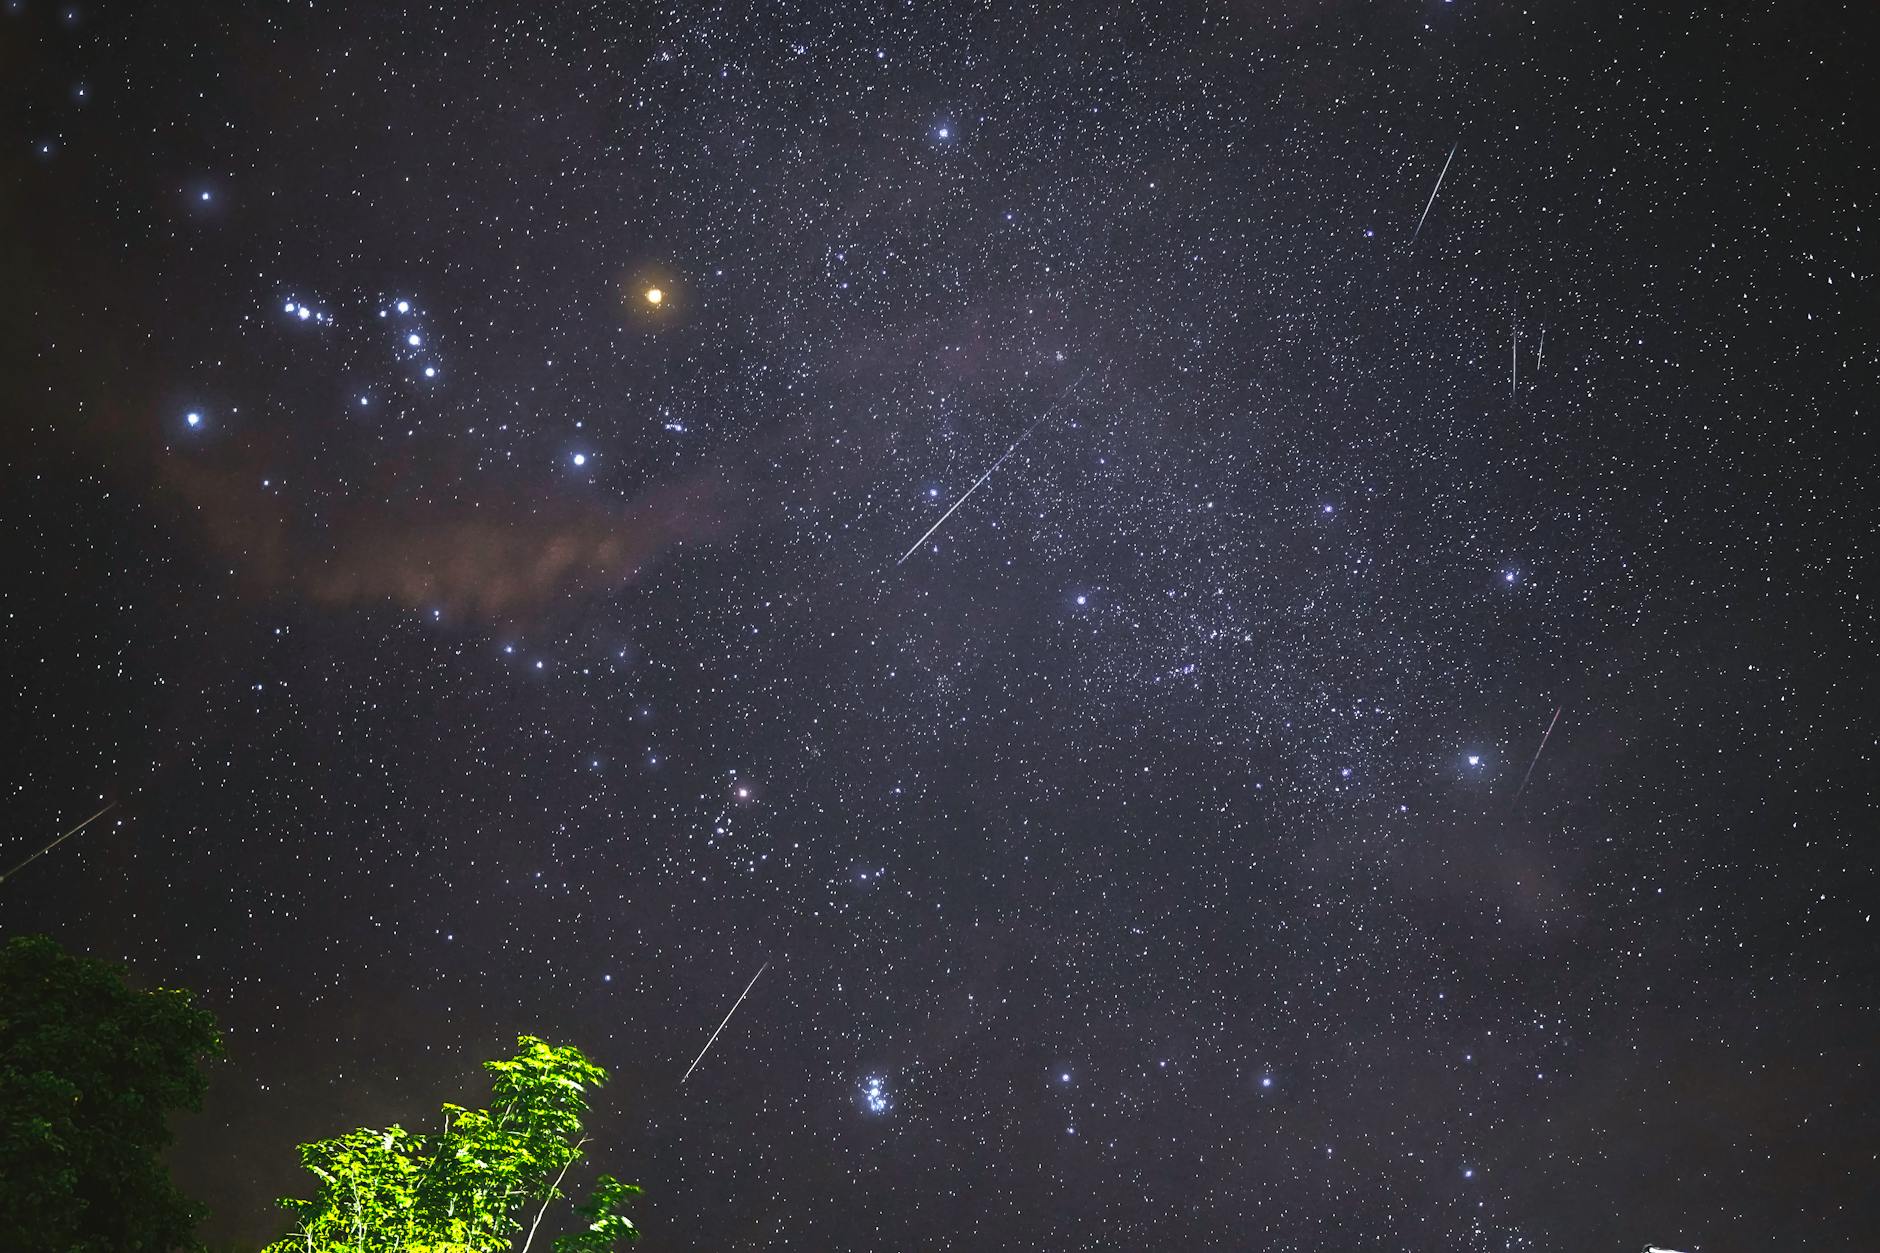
[
  {"x1": 0, "y1": 933, "x2": 222, "y2": 1253},
  {"x1": 267, "y1": 1036, "x2": 641, "y2": 1252},
  {"x1": 551, "y1": 1174, "x2": 641, "y2": 1253}
]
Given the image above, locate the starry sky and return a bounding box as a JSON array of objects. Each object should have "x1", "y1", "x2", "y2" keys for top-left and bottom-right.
[{"x1": 2, "y1": 2, "x2": 1873, "y2": 1250}]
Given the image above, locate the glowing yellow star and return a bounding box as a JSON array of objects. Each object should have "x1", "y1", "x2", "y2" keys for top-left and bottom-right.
[{"x1": 645, "y1": 287, "x2": 664, "y2": 306}]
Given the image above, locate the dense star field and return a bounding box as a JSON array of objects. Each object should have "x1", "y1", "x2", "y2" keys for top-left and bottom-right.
[{"x1": 3, "y1": 2, "x2": 1872, "y2": 1249}]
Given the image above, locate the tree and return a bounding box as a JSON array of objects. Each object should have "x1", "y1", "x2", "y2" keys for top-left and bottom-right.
[
  {"x1": 0, "y1": 933, "x2": 223, "y2": 1253},
  {"x1": 267, "y1": 1036, "x2": 641, "y2": 1252}
]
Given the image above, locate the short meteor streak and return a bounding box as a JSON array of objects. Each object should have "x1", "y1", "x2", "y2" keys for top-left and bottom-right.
[
  {"x1": 896, "y1": 372, "x2": 1088, "y2": 567},
  {"x1": 1511, "y1": 706, "x2": 1563, "y2": 804},
  {"x1": 1410, "y1": 142, "x2": 1458, "y2": 245},
  {"x1": 682, "y1": 960, "x2": 770, "y2": 1083},
  {"x1": 0, "y1": 801, "x2": 116, "y2": 886}
]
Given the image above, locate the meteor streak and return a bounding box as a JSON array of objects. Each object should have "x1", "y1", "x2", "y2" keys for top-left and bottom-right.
[
  {"x1": 1410, "y1": 142, "x2": 1458, "y2": 245},
  {"x1": 1511, "y1": 705, "x2": 1563, "y2": 804},
  {"x1": 895, "y1": 371, "x2": 1089, "y2": 567},
  {"x1": 0, "y1": 802, "x2": 116, "y2": 886},
  {"x1": 682, "y1": 960, "x2": 770, "y2": 1083}
]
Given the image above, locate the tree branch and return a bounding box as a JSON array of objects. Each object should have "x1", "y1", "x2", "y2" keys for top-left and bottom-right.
[{"x1": 519, "y1": 1136, "x2": 588, "y2": 1253}]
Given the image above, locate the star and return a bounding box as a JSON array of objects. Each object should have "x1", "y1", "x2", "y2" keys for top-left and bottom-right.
[{"x1": 645, "y1": 287, "x2": 664, "y2": 305}]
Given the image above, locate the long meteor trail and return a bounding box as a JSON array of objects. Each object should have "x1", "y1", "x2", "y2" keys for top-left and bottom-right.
[
  {"x1": 1511, "y1": 706, "x2": 1563, "y2": 804},
  {"x1": 682, "y1": 960, "x2": 770, "y2": 1083},
  {"x1": 1410, "y1": 142, "x2": 1458, "y2": 245},
  {"x1": 0, "y1": 801, "x2": 116, "y2": 887},
  {"x1": 897, "y1": 418, "x2": 1045, "y2": 565},
  {"x1": 895, "y1": 371, "x2": 1088, "y2": 567}
]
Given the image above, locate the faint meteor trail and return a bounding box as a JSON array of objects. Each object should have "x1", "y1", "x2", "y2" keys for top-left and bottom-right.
[
  {"x1": 0, "y1": 802, "x2": 116, "y2": 887},
  {"x1": 1410, "y1": 142, "x2": 1458, "y2": 245},
  {"x1": 895, "y1": 371, "x2": 1089, "y2": 567},
  {"x1": 896, "y1": 423, "x2": 1038, "y2": 565},
  {"x1": 1535, "y1": 325, "x2": 1545, "y2": 373},
  {"x1": 1511, "y1": 705, "x2": 1563, "y2": 804},
  {"x1": 682, "y1": 960, "x2": 770, "y2": 1083}
]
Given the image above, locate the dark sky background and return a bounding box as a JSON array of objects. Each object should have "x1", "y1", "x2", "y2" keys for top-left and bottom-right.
[{"x1": 3, "y1": 1, "x2": 1873, "y2": 1249}]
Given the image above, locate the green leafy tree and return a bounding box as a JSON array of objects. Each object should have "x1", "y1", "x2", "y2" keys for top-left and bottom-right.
[
  {"x1": 552, "y1": 1176, "x2": 642, "y2": 1253},
  {"x1": 548, "y1": 1173, "x2": 646, "y2": 1249},
  {"x1": 0, "y1": 933, "x2": 223, "y2": 1253},
  {"x1": 267, "y1": 1036, "x2": 641, "y2": 1252}
]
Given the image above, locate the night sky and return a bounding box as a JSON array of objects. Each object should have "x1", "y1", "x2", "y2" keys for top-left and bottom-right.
[{"x1": 3, "y1": 2, "x2": 1874, "y2": 1250}]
